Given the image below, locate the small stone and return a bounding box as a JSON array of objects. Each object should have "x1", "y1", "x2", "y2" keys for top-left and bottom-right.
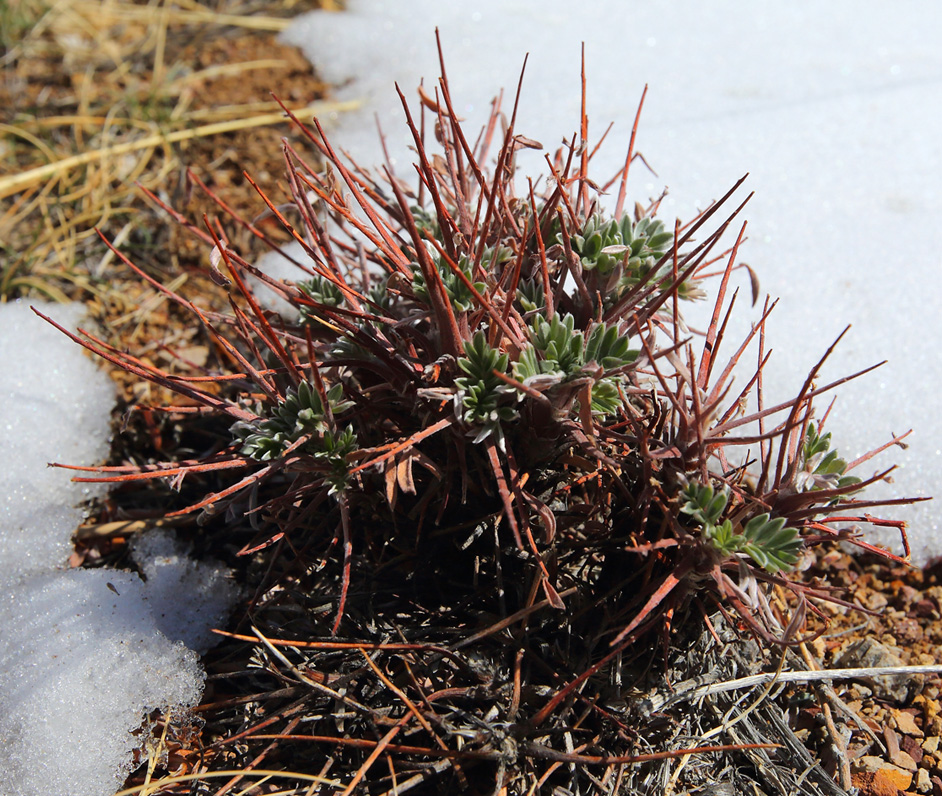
[
  {"x1": 880, "y1": 765, "x2": 915, "y2": 792},
  {"x1": 895, "y1": 617, "x2": 924, "y2": 644},
  {"x1": 921, "y1": 700, "x2": 942, "y2": 736},
  {"x1": 924, "y1": 736, "x2": 941, "y2": 754},
  {"x1": 903, "y1": 735, "x2": 925, "y2": 765},
  {"x1": 891, "y1": 749, "x2": 918, "y2": 772},
  {"x1": 851, "y1": 755, "x2": 913, "y2": 796},
  {"x1": 914, "y1": 598, "x2": 938, "y2": 618},
  {"x1": 835, "y1": 638, "x2": 911, "y2": 702},
  {"x1": 856, "y1": 755, "x2": 889, "y2": 774},
  {"x1": 895, "y1": 709, "x2": 926, "y2": 737},
  {"x1": 852, "y1": 765, "x2": 914, "y2": 795},
  {"x1": 916, "y1": 768, "x2": 931, "y2": 794},
  {"x1": 897, "y1": 583, "x2": 920, "y2": 603},
  {"x1": 918, "y1": 697, "x2": 941, "y2": 722},
  {"x1": 851, "y1": 771, "x2": 896, "y2": 796}
]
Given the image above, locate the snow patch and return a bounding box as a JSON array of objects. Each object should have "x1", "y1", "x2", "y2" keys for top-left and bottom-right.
[
  {"x1": 130, "y1": 529, "x2": 241, "y2": 655},
  {"x1": 0, "y1": 569, "x2": 203, "y2": 796},
  {"x1": 0, "y1": 302, "x2": 238, "y2": 796},
  {"x1": 0, "y1": 301, "x2": 113, "y2": 577}
]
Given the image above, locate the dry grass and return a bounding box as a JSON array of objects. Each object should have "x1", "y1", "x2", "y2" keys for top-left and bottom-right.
[{"x1": 0, "y1": 0, "x2": 349, "y2": 319}]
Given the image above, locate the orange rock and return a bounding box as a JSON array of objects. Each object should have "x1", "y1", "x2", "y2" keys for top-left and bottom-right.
[{"x1": 852, "y1": 766, "x2": 914, "y2": 796}]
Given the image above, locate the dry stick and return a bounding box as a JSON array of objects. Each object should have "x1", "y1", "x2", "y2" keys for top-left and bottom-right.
[
  {"x1": 529, "y1": 179, "x2": 555, "y2": 320},
  {"x1": 383, "y1": 166, "x2": 462, "y2": 356},
  {"x1": 485, "y1": 437, "x2": 523, "y2": 550},
  {"x1": 610, "y1": 555, "x2": 698, "y2": 647},
  {"x1": 643, "y1": 663, "x2": 942, "y2": 712},
  {"x1": 365, "y1": 650, "x2": 470, "y2": 788},
  {"x1": 450, "y1": 587, "x2": 580, "y2": 650},
  {"x1": 521, "y1": 742, "x2": 780, "y2": 766},
  {"x1": 711, "y1": 303, "x2": 779, "y2": 425},
  {"x1": 245, "y1": 732, "x2": 776, "y2": 769},
  {"x1": 530, "y1": 611, "x2": 662, "y2": 729},
  {"x1": 431, "y1": 86, "x2": 474, "y2": 238},
  {"x1": 671, "y1": 217, "x2": 681, "y2": 348},
  {"x1": 809, "y1": 515, "x2": 915, "y2": 562},
  {"x1": 794, "y1": 642, "x2": 854, "y2": 789},
  {"x1": 332, "y1": 494, "x2": 353, "y2": 635},
  {"x1": 773, "y1": 326, "x2": 853, "y2": 487},
  {"x1": 288, "y1": 106, "x2": 414, "y2": 268},
  {"x1": 697, "y1": 221, "x2": 748, "y2": 391},
  {"x1": 577, "y1": 44, "x2": 591, "y2": 217},
  {"x1": 434, "y1": 32, "x2": 489, "y2": 194},
  {"x1": 845, "y1": 429, "x2": 915, "y2": 472},
  {"x1": 281, "y1": 140, "x2": 343, "y2": 272},
  {"x1": 359, "y1": 650, "x2": 438, "y2": 741},
  {"x1": 168, "y1": 168, "x2": 302, "y2": 268},
  {"x1": 421, "y1": 231, "x2": 526, "y2": 347},
  {"x1": 472, "y1": 60, "x2": 529, "y2": 266},
  {"x1": 612, "y1": 84, "x2": 649, "y2": 219},
  {"x1": 715, "y1": 359, "x2": 887, "y2": 436},
  {"x1": 247, "y1": 734, "x2": 503, "y2": 761},
  {"x1": 0, "y1": 100, "x2": 360, "y2": 200},
  {"x1": 204, "y1": 217, "x2": 305, "y2": 383},
  {"x1": 211, "y1": 629, "x2": 471, "y2": 670},
  {"x1": 31, "y1": 306, "x2": 252, "y2": 421},
  {"x1": 248, "y1": 627, "x2": 381, "y2": 722},
  {"x1": 603, "y1": 176, "x2": 752, "y2": 323},
  {"x1": 59, "y1": 458, "x2": 247, "y2": 483},
  {"x1": 373, "y1": 760, "x2": 454, "y2": 796},
  {"x1": 111, "y1": 770, "x2": 341, "y2": 796},
  {"x1": 240, "y1": 169, "x2": 327, "y2": 272},
  {"x1": 165, "y1": 464, "x2": 275, "y2": 518},
  {"x1": 699, "y1": 648, "x2": 791, "y2": 747},
  {"x1": 214, "y1": 716, "x2": 303, "y2": 796},
  {"x1": 340, "y1": 714, "x2": 411, "y2": 796}
]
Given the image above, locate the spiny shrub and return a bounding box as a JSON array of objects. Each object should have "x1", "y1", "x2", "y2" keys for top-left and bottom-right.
[
  {"x1": 40, "y1": 45, "x2": 917, "y2": 791},
  {"x1": 47, "y1": 65, "x2": 912, "y2": 643}
]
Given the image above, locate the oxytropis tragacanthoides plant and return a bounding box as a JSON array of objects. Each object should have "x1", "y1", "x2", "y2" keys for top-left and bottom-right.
[{"x1": 39, "y1": 42, "x2": 922, "y2": 787}]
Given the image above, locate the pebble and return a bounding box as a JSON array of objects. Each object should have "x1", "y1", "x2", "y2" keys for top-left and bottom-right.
[
  {"x1": 890, "y1": 749, "x2": 918, "y2": 771},
  {"x1": 852, "y1": 765, "x2": 913, "y2": 796},
  {"x1": 835, "y1": 638, "x2": 911, "y2": 702},
  {"x1": 902, "y1": 735, "x2": 924, "y2": 764},
  {"x1": 917, "y1": 768, "x2": 932, "y2": 793},
  {"x1": 894, "y1": 708, "x2": 926, "y2": 737},
  {"x1": 918, "y1": 698, "x2": 942, "y2": 736}
]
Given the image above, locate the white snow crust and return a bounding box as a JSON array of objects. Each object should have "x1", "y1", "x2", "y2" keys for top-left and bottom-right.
[
  {"x1": 0, "y1": 569, "x2": 203, "y2": 796},
  {"x1": 0, "y1": 302, "x2": 237, "y2": 796},
  {"x1": 130, "y1": 529, "x2": 241, "y2": 655},
  {"x1": 0, "y1": 301, "x2": 113, "y2": 577}
]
